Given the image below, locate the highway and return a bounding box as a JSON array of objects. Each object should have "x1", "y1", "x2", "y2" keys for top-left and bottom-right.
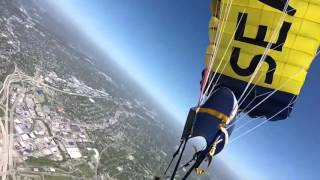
[{"x1": 0, "y1": 64, "x2": 109, "y2": 180}]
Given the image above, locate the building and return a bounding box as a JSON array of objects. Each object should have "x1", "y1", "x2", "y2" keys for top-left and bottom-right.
[{"x1": 66, "y1": 147, "x2": 82, "y2": 159}]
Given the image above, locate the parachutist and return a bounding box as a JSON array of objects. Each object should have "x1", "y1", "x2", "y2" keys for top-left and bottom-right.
[
  {"x1": 165, "y1": 87, "x2": 238, "y2": 179},
  {"x1": 164, "y1": 0, "x2": 319, "y2": 179}
]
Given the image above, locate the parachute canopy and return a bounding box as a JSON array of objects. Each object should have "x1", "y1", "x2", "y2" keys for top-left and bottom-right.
[
  {"x1": 191, "y1": 87, "x2": 237, "y2": 145},
  {"x1": 205, "y1": 0, "x2": 320, "y2": 120}
]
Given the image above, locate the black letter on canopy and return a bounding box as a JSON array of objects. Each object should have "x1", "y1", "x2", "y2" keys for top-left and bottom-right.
[
  {"x1": 235, "y1": 13, "x2": 292, "y2": 51},
  {"x1": 230, "y1": 47, "x2": 276, "y2": 84},
  {"x1": 259, "y1": 0, "x2": 296, "y2": 16}
]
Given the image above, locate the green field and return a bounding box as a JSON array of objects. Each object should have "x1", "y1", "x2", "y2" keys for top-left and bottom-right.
[
  {"x1": 44, "y1": 176, "x2": 73, "y2": 180},
  {"x1": 26, "y1": 157, "x2": 59, "y2": 167},
  {"x1": 76, "y1": 163, "x2": 95, "y2": 178},
  {"x1": 0, "y1": 109, "x2": 4, "y2": 117}
]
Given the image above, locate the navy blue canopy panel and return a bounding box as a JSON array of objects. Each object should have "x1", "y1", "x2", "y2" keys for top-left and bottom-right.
[
  {"x1": 191, "y1": 87, "x2": 237, "y2": 145},
  {"x1": 181, "y1": 107, "x2": 197, "y2": 140},
  {"x1": 204, "y1": 73, "x2": 296, "y2": 121},
  {"x1": 214, "y1": 125, "x2": 234, "y2": 156}
]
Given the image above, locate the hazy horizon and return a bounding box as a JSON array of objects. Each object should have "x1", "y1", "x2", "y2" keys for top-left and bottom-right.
[{"x1": 50, "y1": 1, "x2": 320, "y2": 179}]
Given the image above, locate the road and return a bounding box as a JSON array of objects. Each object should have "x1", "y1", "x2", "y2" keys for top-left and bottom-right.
[{"x1": 0, "y1": 65, "x2": 109, "y2": 180}]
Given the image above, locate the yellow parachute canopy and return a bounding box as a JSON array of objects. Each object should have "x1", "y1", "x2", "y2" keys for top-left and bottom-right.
[{"x1": 205, "y1": 0, "x2": 320, "y2": 120}]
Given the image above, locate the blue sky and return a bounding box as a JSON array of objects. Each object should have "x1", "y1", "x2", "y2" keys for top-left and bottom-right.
[
  {"x1": 53, "y1": 0, "x2": 209, "y2": 121},
  {"x1": 52, "y1": 1, "x2": 320, "y2": 179}
]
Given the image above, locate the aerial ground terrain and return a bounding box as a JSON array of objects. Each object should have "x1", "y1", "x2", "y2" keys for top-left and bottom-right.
[{"x1": 0, "y1": 0, "x2": 239, "y2": 179}]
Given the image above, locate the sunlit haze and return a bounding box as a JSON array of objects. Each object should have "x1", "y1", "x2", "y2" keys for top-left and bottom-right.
[{"x1": 51, "y1": 1, "x2": 320, "y2": 180}]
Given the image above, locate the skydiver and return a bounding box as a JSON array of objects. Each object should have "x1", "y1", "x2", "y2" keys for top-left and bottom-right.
[{"x1": 164, "y1": 72, "x2": 239, "y2": 179}]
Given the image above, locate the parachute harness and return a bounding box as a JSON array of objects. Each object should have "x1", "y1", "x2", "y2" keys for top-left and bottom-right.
[
  {"x1": 165, "y1": 0, "x2": 320, "y2": 178},
  {"x1": 164, "y1": 107, "x2": 230, "y2": 180},
  {"x1": 195, "y1": 133, "x2": 226, "y2": 176},
  {"x1": 201, "y1": 0, "x2": 320, "y2": 143},
  {"x1": 196, "y1": 108, "x2": 230, "y2": 124}
]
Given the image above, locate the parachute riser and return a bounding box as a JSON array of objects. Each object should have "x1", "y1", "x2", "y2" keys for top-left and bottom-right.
[{"x1": 181, "y1": 131, "x2": 223, "y2": 180}]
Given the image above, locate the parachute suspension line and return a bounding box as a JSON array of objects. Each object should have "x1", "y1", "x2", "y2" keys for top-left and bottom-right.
[
  {"x1": 230, "y1": 90, "x2": 269, "y2": 130},
  {"x1": 230, "y1": 97, "x2": 297, "y2": 143},
  {"x1": 214, "y1": 58, "x2": 277, "y2": 130},
  {"x1": 200, "y1": 0, "x2": 234, "y2": 102},
  {"x1": 236, "y1": 41, "x2": 284, "y2": 107},
  {"x1": 229, "y1": 49, "x2": 319, "y2": 130},
  {"x1": 237, "y1": 2, "x2": 291, "y2": 102},
  {"x1": 200, "y1": 0, "x2": 226, "y2": 100},
  {"x1": 230, "y1": 68, "x2": 310, "y2": 132},
  {"x1": 209, "y1": 1, "x2": 292, "y2": 123},
  {"x1": 240, "y1": 91, "x2": 273, "y2": 113},
  {"x1": 206, "y1": 10, "x2": 247, "y2": 98},
  {"x1": 237, "y1": 0, "x2": 291, "y2": 103},
  {"x1": 211, "y1": 1, "x2": 294, "y2": 123},
  {"x1": 230, "y1": 50, "x2": 320, "y2": 130},
  {"x1": 234, "y1": 34, "x2": 284, "y2": 106},
  {"x1": 231, "y1": 114, "x2": 276, "y2": 143},
  {"x1": 178, "y1": 157, "x2": 196, "y2": 171},
  {"x1": 227, "y1": 90, "x2": 266, "y2": 129},
  {"x1": 163, "y1": 140, "x2": 184, "y2": 176},
  {"x1": 241, "y1": 66, "x2": 302, "y2": 115},
  {"x1": 200, "y1": 0, "x2": 222, "y2": 97},
  {"x1": 239, "y1": 49, "x2": 320, "y2": 120},
  {"x1": 227, "y1": 90, "x2": 260, "y2": 130},
  {"x1": 170, "y1": 140, "x2": 188, "y2": 180},
  {"x1": 181, "y1": 135, "x2": 224, "y2": 180},
  {"x1": 202, "y1": 0, "x2": 230, "y2": 74},
  {"x1": 232, "y1": 117, "x2": 256, "y2": 133},
  {"x1": 181, "y1": 158, "x2": 200, "y2": 180},
  {"x1": 208, "y1": 0, "x2": 291, "y2": 103},
  {"x1": 176, "y1": 141, "x2": 210, "y2": 172},
  {"x1": 230, "y1": 66, "x2": 308, "y2": 131},
  {"x1": 209, "y1": 9, "x2": 246, "y2": 95},
  {"x1": 210, "y1": 2, "x2": 288, "y2": 100},
  {"x1": 214, "y1": 64, "x2": 276, "y2": 124},
  {"x1": 201, "y1": 0, "x2": 233, "y2": 99},
  {"x1": 238, "y1": 2, "x2": 299, "y2": 106},
  {"x1": 237, "y1": 66, "x2": 278, "y2": 107}
]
